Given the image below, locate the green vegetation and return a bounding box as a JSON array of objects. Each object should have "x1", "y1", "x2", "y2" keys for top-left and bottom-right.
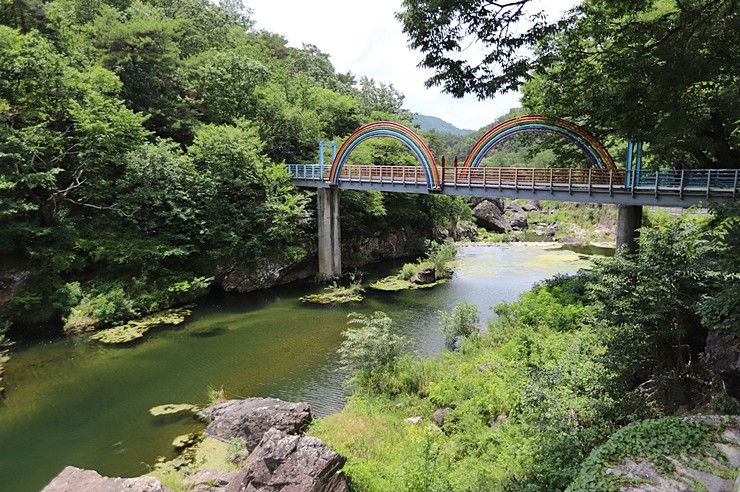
[
  {"x1": 0, "y1": 0, "x2": 472, "y2": 338},
  {"x1": 399, "y1": 0, "x2": 738, "y2": 169},
  {"x1": 310, "y1": 209, "x2": 740, "y2": 491},
  {"x1": 437, "y1": 301, "x2": 480, "y2": 349},
  {"x1": 88, "y1": 306, "x2": 192, "y2": 343},
  {"x1": 370, "y1": 240, "x2": 457, "y2": 291},
  {"x1": 299, "y1": 281, "x2": 365, "y2": 304}
]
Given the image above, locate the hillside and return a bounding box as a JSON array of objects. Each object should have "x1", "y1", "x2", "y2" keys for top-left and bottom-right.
[{"x1": 414, "y1": 114, "x2": 474, "y2": 135}]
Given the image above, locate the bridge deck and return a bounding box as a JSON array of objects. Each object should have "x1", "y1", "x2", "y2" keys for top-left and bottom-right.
[{"x1": 287, "y1": 164, "x2": 739, "y2": 208}]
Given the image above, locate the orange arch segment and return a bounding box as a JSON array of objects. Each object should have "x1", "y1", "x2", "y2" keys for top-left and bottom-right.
[{"x1": 464, "y1": 114, "x2": 616, "y2": 171}]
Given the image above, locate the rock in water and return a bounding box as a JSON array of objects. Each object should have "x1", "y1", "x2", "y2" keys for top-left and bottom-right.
[
  {"x1": 42, "y1": 466, "x2": 171, "y2": 492},
  {"x1": 226, "y1": 428, "x2": 348, "y2": 492},
  {"x1": 201, "y1": 398, "x2": 312, "y2": 451},
  {"x1": 411, "y1": 266, "x2": 436, "y2": 285}
]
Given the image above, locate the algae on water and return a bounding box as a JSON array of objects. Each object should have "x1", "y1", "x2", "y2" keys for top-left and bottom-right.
[
  {"x1": 89, "y1": 307, "x2": 192, "y2": 344},
  {"x1": 149, "y1": 403, "x2": 199, "y2": 417}
]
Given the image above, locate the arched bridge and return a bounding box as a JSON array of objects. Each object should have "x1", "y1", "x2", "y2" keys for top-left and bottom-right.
[{"x1": 286, "y1": 116, "x2": 739, "y2": 276}]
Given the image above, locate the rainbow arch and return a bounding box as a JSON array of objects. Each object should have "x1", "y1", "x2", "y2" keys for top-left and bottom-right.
[
  {"x1": 464, "y1": 115, "x2": 616, "y2": 171},
  {"x1": 329, "y1": 121, "x2": 441, "y2": 189}
]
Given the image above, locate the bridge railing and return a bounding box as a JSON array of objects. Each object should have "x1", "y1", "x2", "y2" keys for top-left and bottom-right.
[
  {"x1": 633, "y1": 169, "x2": 740, "y2": 193},
  {"x1": 441, "y1": 166, "x2": 626, "y2": 190},
  {"x1": 286, "y1": 164, "x2": 326, "y2": 180},
  {"x1": 286, "y1": 164, "x2": 739, "y2": 201}
]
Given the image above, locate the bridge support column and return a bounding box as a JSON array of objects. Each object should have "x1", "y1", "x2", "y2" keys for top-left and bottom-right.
[
  {"x1": 616, "y1": 205, "x2": 643, "y2": 254},
  {"x1": 317, "y1": 187, "x2": 341, "y2": 278}
]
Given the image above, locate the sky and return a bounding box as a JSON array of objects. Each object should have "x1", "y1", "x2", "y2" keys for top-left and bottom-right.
[{"x1": 244, "y1": 0, "x2": 578, "y2": 131}]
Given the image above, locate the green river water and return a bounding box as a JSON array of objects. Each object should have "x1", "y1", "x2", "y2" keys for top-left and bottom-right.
[{"x1": 0, "y1": 244, "x2": 607, "y2": 492}]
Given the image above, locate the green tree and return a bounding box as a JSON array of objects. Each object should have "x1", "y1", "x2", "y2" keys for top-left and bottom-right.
[
  {"x1": 438, "y1": 301, "x2": 480, "y2": 349},
  {"x1": 338, "y1": 311, "x2": 409, "y2": 392},
  {"x1": 523, "y1": 0, "x2": 739, "y2": 168},
  {"x1": 398, "y1": 0, "x2": 739, "y2": 168}
]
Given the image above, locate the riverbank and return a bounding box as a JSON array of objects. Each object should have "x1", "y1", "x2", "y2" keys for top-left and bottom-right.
[{"x1": 0, "y1": 244, "x2": 597, "y2": 492}]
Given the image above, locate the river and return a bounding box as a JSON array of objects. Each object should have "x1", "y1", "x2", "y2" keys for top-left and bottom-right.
[{"x1": 0, "y1": 243, "x2": 607, "y2": 492}]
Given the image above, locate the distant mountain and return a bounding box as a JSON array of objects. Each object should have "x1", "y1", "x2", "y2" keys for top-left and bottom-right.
[{"x1": 413, "y1": 114, "x2": 474, "y2": 135}]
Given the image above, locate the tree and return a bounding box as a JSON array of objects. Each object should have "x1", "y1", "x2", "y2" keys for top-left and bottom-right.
[
  {"x1": 396, "y1": 0, "x2": 564, "y2": 97},
  {"x1": 337, "y1": 311, "x2": 409, "y2": 391},
  {"x1": 438, "y1": 301, "x2": 480, "y2": 349},
  {"x1": 523, "y1": 0, "x2": 739, "y2": 168},
  {"x1": 398, "y1": 0, "x2": 739, "y2": 168}
]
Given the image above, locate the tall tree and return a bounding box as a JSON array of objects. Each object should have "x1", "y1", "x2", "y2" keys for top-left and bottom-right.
[{"x1": 397, "y1": 0, "x2": 740, "y2": 168}]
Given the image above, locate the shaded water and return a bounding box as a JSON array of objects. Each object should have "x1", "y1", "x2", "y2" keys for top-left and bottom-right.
[{"x1": 0, "y1": 244, "x2": 604, "y2": 492}]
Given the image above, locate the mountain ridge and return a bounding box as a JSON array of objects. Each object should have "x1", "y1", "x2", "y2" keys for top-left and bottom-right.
[{"x1": 413, "y1": 114, "x2": 474, "y2": 135}]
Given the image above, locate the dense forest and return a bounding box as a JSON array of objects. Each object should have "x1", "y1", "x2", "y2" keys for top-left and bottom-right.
[{"x1": 0, "y1": 0, "x2": 474, "y2": 336}]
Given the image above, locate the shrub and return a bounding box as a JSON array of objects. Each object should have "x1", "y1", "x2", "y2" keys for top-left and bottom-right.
[
  {"x1": 338, "y1": 312, "x2": 409, "y2": 393},
  {"x1": 438, "y1": 302, "x2": 480, "y2": 349}
]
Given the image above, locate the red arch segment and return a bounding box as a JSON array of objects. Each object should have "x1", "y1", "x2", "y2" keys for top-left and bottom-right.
[{"x1": 464, "y1": 115, "x2": 616, "y2": 171}]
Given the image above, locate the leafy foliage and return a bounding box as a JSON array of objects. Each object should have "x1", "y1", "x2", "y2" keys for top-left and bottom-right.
[
  {"x1": 437, "y1": 301, "x2": 480, "y2": 349},
  {"x1": 337, "y1": 312, "x2": 410, "y2": 393},
  {"x1": 0, "y1": 0, "x2": 460, "y2": 332}
]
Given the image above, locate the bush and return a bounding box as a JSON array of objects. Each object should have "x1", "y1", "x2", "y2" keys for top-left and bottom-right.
[
  {"x1": 338, "y1": 312, "x2": 409, "y2": 393},
  {"x1": 399, "y1": 262, "x2": 420, "y2": 280},
  {"x1": 438, "y1": 302, "x2": 480, "y2": 349},
  {"x1": 426, "y1": 240, "x2": 456, "y2": 278}
]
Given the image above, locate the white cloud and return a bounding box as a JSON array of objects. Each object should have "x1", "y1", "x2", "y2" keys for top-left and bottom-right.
[{"x1": 244, "y1": 0, "x2": 577, "y2": 131}]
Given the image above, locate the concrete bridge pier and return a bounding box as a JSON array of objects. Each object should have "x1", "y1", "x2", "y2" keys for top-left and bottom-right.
[
  {"x1": 616, "y1": 205, "x2": 643, "y2": 254},
  {"x1": 317, "y1": 188, "x2": 341, "y2": 278}
]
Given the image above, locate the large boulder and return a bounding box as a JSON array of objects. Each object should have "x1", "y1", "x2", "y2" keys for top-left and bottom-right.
[
  {"x1": 201, "y1": 398, "x2": 312, "y2": 451},
  {"x1": 522, "y1": 200, "x2": 541, "y2": 212},
  {"x1": 226, "y1": 428, "x2": 348, "y2": 492},
  {"x1": 473, "y1": 200, "x2": 512, "y2": 233},
  {"x1": 706, "y1": 331, "x2": 740, "y2": 399},
  {"x1": 42, "y1": 466, "x2": 171, "y2": 492},
  {"x1": 411, "y1": 266, "x2": 437, "y2": 285}
]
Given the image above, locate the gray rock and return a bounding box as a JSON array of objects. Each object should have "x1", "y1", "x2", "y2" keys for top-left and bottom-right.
[
  {"x1": 522, "y1": 200, "x2": 541, "y2": 212},
  {"x1": 505, "y1": 201, "x2": 525, "y2": 214},
  {"x1": 226, "y1": 428, "x2": 348, "y2": 492},
  {"x1": 201, "y1": 398, "x2": 312, "y2": 451},
  {"x1": 42, "y1": 466, "x2": 171, "y2": 492},
  {"x1": 217, "y1": 257, "x2": 315, "y2": 294},
  {"x1": 705, "y1": 331, "x2": 740, "y2": 399},
  {"x1": 509, "y1": 212, "x2": 528, "y2": 231},
  {"x1": 556, "y1": 236, "x2": 582, "y2": 244},
  {"x1": 412, "y1": 266, "x2": 437, "y2": 285},
  {"x1": 432, "y1": 407, "x2": 452, "y2": 428},
  {"x1": 473, "y1": 201, "x2": 512, "y2": 233}
]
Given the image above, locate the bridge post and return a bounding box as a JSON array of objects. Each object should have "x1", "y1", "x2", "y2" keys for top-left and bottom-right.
[
  {"x1": 616, "y1": 205, "x2": 643, "y2": 253},
  {"x1": 317, "y1": 187, "x2": 341, "y2": 278}
]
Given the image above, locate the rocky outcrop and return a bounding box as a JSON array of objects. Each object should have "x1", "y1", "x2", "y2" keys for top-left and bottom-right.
[
  {"x1": 201, "y1": 398, "x2": 312, "y2": 451},
  {"x1": 42, "y1": 466, "x2": 171, "y2": 492},
  {"x1": 473, "y1": 200, "x2": 512, "y2": 233},
  {"x1": 570, "y1": 416, "x2": 740, "y2": 492},
  {"x1": 216, "y1": 256, "x2": 315, "y2": 294},
  {"x1": 226, "y1": 428, "x2": 348, "y2": 492},
  {"x1": 706, "y1": 331, "x2": 740, "y2": 399},
  {"x1": 187, "y1": 469, "x2": 238, "y2": 492},
  {"x1": 344, "y1": 229, "x2": 421, "y2": 268}
]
